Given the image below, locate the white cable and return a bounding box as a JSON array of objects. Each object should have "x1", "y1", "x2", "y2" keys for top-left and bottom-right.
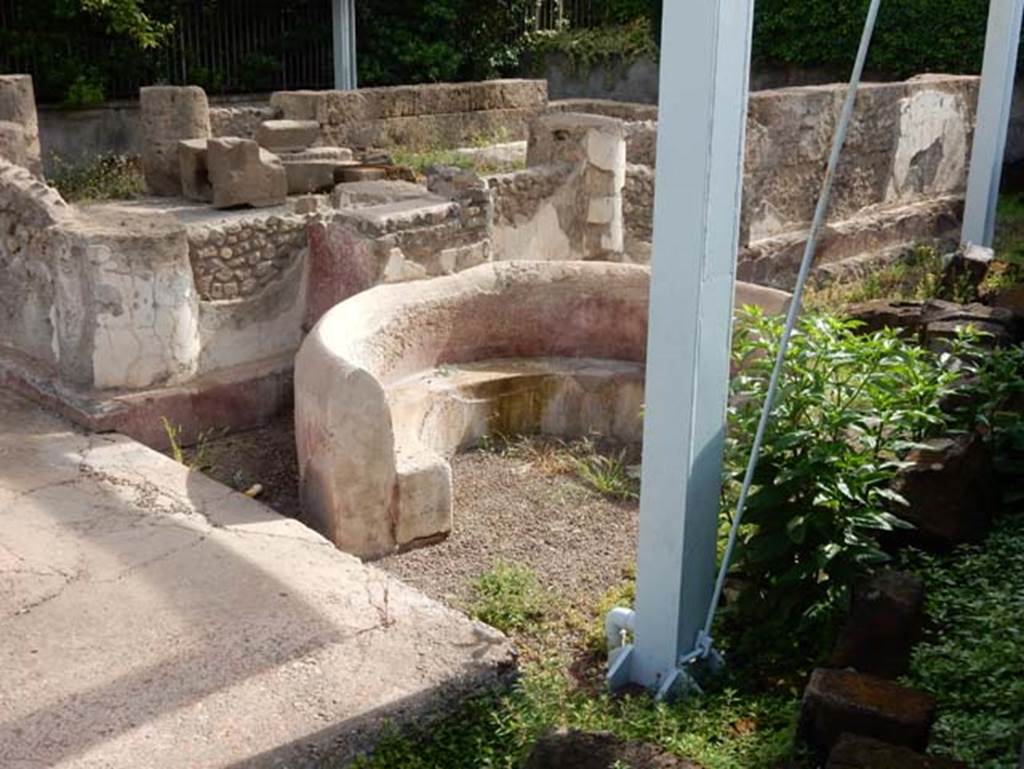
[{"x1": 694, "y1": 0, "x2": 885, "y2": 661}]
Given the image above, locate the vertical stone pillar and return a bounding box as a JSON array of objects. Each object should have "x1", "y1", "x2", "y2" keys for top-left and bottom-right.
[
  {"x1": 0, "y1": 75, "x2": 42, "y2": 176},
  {"x1": 527, "y1": 112, "x2": 626, "y2": 260},
  {"x1": 140, "y1": 86, "x2": 211, "y2": 196}
]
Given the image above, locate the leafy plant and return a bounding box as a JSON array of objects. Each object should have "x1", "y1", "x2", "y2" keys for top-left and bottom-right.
[
  {"x1": 467, "y1": 562, "x2": 547, "y2": 633},
  {"x1": 723, "y1": 309, "x2": 958, "y2": 651}
]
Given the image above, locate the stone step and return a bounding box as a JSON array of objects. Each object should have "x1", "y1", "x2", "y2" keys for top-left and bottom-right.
[
  {"x1": 827, "y1": 734, "x2": 968, "y2": 769},
  {"x1": 799, "y1": 668, "x2": 936, "y2": 757},
  {"x1": 257, "y1": 118, "x2": 320, "y2": 152},
  {"x1": 830, "y1": 571, "x2": 924, "y2": 678}
]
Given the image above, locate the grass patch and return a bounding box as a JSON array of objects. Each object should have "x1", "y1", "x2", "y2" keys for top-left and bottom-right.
[
  {"x1": 390, "y1": 133, "x2": 525, "y2": 179},
  {"x1": 804, "y1": 245, "x2": 950, "y2": 310},
  {"x1": 466, "y1": 562, "x2": 548, "y2": 634},
  {"x1": 350, "y1": 659, "x2": 803, "y2": 769},
  {"x1": 901, "y1": 513, "x2": 1024, "y2": 769},
  {"x1": 49, "y1": 153, "x2": 144, "y2": 202}
]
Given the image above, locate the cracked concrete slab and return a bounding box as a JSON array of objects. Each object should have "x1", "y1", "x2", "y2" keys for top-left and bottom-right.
[{"x1": 0, "y1": 389, "x2": 515, "y2": 768}]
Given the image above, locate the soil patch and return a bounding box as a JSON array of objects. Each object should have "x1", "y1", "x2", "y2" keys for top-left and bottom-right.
[{"x1": 177, "y1": 422, "x2": 640, "y2": 622}]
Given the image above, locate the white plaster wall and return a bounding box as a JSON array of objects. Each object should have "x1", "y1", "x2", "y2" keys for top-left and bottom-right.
[
  {"x1": 88, "y1": 241, "x2": 200, "y2": 390},
  {"x1": 888, "y1": 88, "x2": 970, "y2": 202}
]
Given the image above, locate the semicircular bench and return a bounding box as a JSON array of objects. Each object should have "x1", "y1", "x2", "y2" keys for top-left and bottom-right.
[{"x1": 295, "y1": 261, "x2": 789, "y2": 559}]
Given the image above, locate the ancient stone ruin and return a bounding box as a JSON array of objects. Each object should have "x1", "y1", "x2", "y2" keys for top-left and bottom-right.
[{"x1": 0, "y1": 72, "x2": 983, "y2": 553}]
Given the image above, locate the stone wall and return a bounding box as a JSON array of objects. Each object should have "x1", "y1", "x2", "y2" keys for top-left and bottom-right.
[
  {"x1": 272, "y1": 79, "x2": 548, "y2": 150},
  {"x1": 0, "y1": 161, "x2": 70, "y2": 367},
  {"x1": 0, "y1": 159, "x2": 200, "y2": 390},
  {"x1": 188, "y1": 213, "x2": 308, "y2": 301},
  {"x1": 623, "y1": 163, "x2": 654, "y2": 260},
  {"x1": 209, "y1": 105, "x2": 276, "y2": 140},
  {"x1": 486, "y1": 112, "x2": 626, "y2": 262},
  {"x1": 589, "y1": 75, "x2": 980, "y2": 282},
  {"x1": 0, "y1": 76, "x2": 43, "y2": 175}
]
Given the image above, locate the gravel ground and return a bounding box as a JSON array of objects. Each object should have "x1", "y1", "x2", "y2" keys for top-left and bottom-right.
[
  {"x1": 378, "y1": 446, "x2": 639, "y2": 612},
  {"x1": 180, "y1": 422, "x2": 640, "y2": 618}
]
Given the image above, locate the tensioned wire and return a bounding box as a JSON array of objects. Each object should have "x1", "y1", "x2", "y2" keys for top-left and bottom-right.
[{"x1": 693, "y1": 0, "x2": 885, "y2": 663}]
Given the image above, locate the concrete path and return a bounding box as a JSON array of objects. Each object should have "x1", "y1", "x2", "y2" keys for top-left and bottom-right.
[{"x1": 0, "y1": 390, "x2": 514, "y2": 769}]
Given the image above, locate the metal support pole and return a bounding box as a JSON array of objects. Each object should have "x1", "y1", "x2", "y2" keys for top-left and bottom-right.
[
  {"x1": 963, "y1": 0, "x2": 1024, "y2": 247},
  {"x1": 332, "y1": 0, "x2": 358, "y2": 91},
  {"x1": 608, "y1": 0, "x2": 755, "y2": 694}
]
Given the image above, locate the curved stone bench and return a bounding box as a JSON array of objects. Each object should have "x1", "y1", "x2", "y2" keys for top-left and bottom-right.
[{"x1": 295, "y1": 261, "x2": 789, "y2": 559}]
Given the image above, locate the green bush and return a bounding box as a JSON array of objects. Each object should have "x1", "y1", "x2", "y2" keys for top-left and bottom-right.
[{"x1": 724, "y1": 309, "x2": 958, "y2": 653}]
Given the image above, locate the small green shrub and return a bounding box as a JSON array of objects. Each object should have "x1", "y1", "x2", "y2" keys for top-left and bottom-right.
[
  {"x1": 49, "y1": 154, "x2": 144, "y2": 202},
  {"x1": 724, "y1": 309, "x2": 958, "y2": 652},
  {"x1": 467, "y1": 562, "x2": 547, "y2": 633}
]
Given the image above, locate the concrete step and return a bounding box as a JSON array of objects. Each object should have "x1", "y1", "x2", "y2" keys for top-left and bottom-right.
[{"x1": 0, "y1": 388, "x2": 515, "y2": 769}]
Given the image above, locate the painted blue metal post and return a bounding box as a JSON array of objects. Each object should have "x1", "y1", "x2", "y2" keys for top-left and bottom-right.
[
  {"x1": 332, "y1": 0, "x2": 358, "y2": 91},
  {"x1": 608, "y1": 0, "x2": 755, "y2": 694},
  {"x1": 962, "y1": 0, "x2": 1024, "y2": 246}
]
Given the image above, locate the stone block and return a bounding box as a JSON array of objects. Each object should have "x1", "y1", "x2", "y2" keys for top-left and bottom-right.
[
  {"x1": 207, "y1": 138, "x2": 287, "y2": 209},
  {"x1": 282, "y1": 159, "x2": 350, "y2": 195},
  {"x1": 891, "y1": 431, "x2": 997, "y2": 548},
  {"x1": 178, "y1": 138, "x2": 212, "y2": 202},
  {"x1": 283, "y1": 146, "x2": 354, "y2": 163},
  {"x1": 269, "y1": 90, "x2": 320, "y2": 121},
  {"x1": 0, "y1": 120, "x2": 29, "y2": 170},
  {"x1": 140, "y1": 86, "x2": 211, "y2": 196},
  {"x1": 827, "y1": 734, "x2": 968, "y2": 769},
  {"x1": 846, "y1": 299, "x2": 1018, "y2": 346},
  {"x1": 336, "y1": 165, "x2": 389, "y2": 183},
  {"x1": 0, "y1": 75, "x2": 41, "y2": 175},
  {"x1": 830, "y1": 571, "x2": 924, "y2": 678},
  {"x1": 799, "y1": 669, "x2": 936, "y2": 756},
  {"x1": 523, "y1": 728, "x2": 702, "y2": 769},
  {"x1": 256, "y1": 119, "x2": 321, "y2": 152}
]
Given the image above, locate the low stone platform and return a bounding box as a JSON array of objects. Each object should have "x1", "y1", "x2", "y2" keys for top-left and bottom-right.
[{"x1": 0, "y1": 389, "x2": 515, "y2": 769}]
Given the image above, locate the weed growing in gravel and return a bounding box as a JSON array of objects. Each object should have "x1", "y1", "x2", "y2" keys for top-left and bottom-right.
[
  {"x1": 573, "y1": 450, "x2": 639, "y2": 501},
  {"x1": 901, "y1": 513, "x2": 1024, "y2": 769},
  {"x1": 160, "y1": 417, "x2": 215, "y2": 473},
  {"x1": 467, "y1": 562, "x2": 547, "y2": 633},
  {"x1": 477, "y1": 434, "x2": 641, "y2": 501}
]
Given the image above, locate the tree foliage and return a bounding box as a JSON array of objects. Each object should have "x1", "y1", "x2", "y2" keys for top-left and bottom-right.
[{"x1": 356, "y1": 0, "x2": 533, "y2": 86}]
